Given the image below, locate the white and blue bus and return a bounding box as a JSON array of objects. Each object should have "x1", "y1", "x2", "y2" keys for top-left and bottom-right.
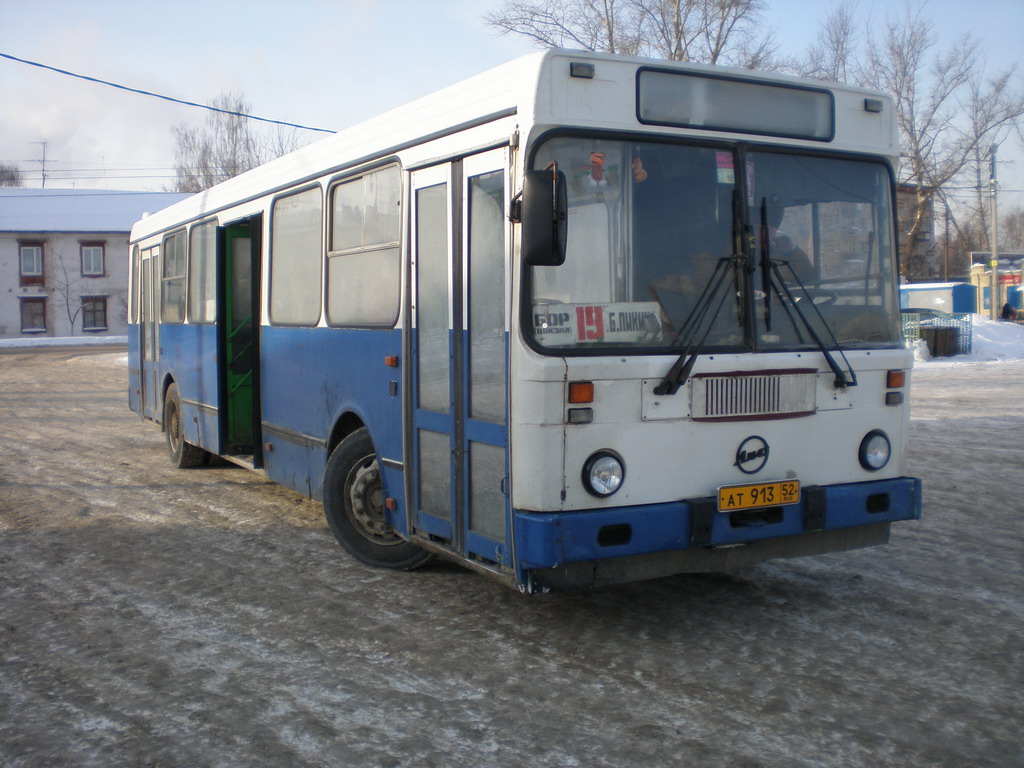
[{"x1": 128, "y1": 50, "x2": 921, "y2": 592}]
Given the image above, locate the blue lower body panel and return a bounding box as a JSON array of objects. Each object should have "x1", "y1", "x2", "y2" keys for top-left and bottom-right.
[{"x1": 514, "y1": 477, "x2": 922, "y2": 573}]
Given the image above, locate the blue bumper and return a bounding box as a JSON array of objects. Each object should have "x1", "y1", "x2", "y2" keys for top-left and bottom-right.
[{"x1": 514, "y1": 477, "x2": 922, "y2": 570}]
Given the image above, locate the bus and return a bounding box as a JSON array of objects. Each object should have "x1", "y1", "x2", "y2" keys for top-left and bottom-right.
[{"x1": 128, "y1": 49, "x2": 921, "y2": 592}]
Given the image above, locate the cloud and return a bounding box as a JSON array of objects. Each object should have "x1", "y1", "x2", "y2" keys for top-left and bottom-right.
[{"x1": 1, "y1": 19, "x2": 188, "y2": 189}]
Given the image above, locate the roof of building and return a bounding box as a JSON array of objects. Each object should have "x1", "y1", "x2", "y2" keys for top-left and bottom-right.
[{"x1": 0, "y1": 188, "x2": 191, "y2": 234}]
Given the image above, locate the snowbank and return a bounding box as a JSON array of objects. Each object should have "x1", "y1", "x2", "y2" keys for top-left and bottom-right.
[
  {"x1": 0, "y1": 335, "x2": 127, "y2": 349},
  {"x1": 967, "y1": 315, "x2": 1024, "y2": 360}
]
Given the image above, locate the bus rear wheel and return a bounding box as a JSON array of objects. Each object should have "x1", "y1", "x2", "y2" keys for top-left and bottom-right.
[
  {"x1": 322, "y1": 428, "x2": 430, "y2": 570},
  {"x1": 164, "y1": 383, "x2": 208, "y2": 468}
]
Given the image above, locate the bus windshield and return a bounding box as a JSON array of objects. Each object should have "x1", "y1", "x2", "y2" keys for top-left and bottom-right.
[{"x1": 528, "y1": 136, "x2": 901, "y2": 353}]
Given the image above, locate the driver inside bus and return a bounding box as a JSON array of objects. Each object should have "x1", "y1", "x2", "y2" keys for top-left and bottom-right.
[{"x1": 762, "y1": 206, "x2": 815, "y2": 285}]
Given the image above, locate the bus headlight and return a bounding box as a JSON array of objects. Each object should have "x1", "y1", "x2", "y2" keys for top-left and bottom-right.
[
  {"x1": 582, "y1": 451, "x2": 625, "y2": 497},
  {"x1": 859, "y1": 430, "x2": 891, "y2": 471}
]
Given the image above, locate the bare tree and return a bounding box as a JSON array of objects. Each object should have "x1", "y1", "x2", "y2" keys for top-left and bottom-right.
[
  {"x1": 0, "y1": 162, "x2": 22, "y2": 187},
  {"x1": 485, "y1": 0, "x2": 777, "y2": 68},
  {"x1": 48, "y1": 241, "x2": 94, "y2": 335},
  {"x1": 1001, "y1": 208, "x2": 1024, "y2": 253},
  {"x1": 802, "y1": 4, "x2": 858, "y2": 83},
  {"x1": 958, "y1": 71, "x2": 1024, "y2": 255},
  {"x1": 860, "y1": 3, "x2": 1024, "y2": 279},
  {"x1": 688, "y1": 0, "x2": 773, "y2": 67},
  {"x1": 172, "y1": 92, "x2": 304, "y2": 193},
  {"x1": 47, "y1": 241, "x2": 81, "y2": 336},
  {"x1": 483, "y1": 0, "x2": 639, "y2": 54}
]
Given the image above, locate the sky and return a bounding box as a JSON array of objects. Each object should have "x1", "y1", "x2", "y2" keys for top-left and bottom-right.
[{"x1": 1, "y1": 0, "x2": 1022, "y2": 208}]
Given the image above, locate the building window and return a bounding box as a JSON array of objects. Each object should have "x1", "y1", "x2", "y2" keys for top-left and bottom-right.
[
  {"x1": 82, "y1": 296, "x2": 108, "y2": 332},
  {"x1": 81, "y1": 242, "x2": 105, "y2": 276},
  {"x1": 19, "y1": 241, "x2": 44, "y2": 287},
  {"x1": 20, "y1": 298, "x2": 46, "y2": 333}
]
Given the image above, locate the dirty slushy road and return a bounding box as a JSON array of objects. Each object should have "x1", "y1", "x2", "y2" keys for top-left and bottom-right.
[{"x1": 1, "y1": 348, "x2": 1021, "y2": 767}]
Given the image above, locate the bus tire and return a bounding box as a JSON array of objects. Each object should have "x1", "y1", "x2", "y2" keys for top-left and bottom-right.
[
  {"x1": 322, "y1": 428, "x2": 430, "y2": 570},
  {"x1": 164, "y1": 383, "x2": 208, "y2": 469}
]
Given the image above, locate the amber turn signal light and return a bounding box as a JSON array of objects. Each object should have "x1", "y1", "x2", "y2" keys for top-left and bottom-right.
[{"x1": 568, "y1": 381, "x2": 594, "y2": 403}]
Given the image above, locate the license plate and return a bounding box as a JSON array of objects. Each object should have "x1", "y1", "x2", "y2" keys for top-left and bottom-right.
[{"x1": 718, "y1": 480, "x2": 801, "y2": 512}]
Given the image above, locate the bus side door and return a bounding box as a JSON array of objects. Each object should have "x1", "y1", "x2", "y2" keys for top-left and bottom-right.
[
  {"x1": 139, "y1": 246, "x2": 160, "y2": 421},
  {"x1": 409, "y1": 148, "x2": 511, "y2": 568},
  {"x1": 217, "y1": 217, "x2": 262, "y2": 461}
]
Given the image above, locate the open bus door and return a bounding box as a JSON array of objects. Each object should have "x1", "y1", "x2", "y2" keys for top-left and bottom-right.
[
  {"x1": 217, "y1": 215, "x2": 263, "y2": 467},
  {"x1": 409, "y1": 149, "x2": 511, "y2": 569}
]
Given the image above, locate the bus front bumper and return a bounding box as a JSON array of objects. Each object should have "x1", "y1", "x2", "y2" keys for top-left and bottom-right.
[{"x1": 513, "y1": 477, "x2": 922, "y2": 588}]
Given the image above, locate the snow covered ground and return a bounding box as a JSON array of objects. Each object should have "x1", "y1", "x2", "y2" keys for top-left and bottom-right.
[{"x1": 2, "y1": 346, "x2": 1021, "y2": 767}]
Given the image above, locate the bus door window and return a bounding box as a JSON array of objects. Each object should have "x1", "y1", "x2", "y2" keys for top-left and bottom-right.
[
  {"x1": 465, "y1": 167, "x2": 508, "y2": 548},
  {"x1": 412, "y1": 177, "x2": 453, "y2": 539},
  {"x1": 223, "y1": 220, "x2": 258, "y2": 455}
]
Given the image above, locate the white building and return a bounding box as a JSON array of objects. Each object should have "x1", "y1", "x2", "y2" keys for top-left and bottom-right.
[{"x1": 0, "y1": 189, "x2": 188, "y2": 339}]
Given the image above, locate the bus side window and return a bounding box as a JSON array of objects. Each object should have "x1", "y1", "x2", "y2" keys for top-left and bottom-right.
[
  {"x1": 269, "y1": 186, "x2": 323, "y2": 326},
  {"x1": 161, "y1": 231, "x2": 186, "y2": 324},
  {"x1": 327, "y1": 165, "x2": 402, "y2": 327}
]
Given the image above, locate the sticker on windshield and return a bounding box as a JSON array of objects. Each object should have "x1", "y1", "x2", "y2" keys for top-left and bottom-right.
[
  {"x1": 532, "y1": 302, "x2": 664, "y2": 346},
  {"x1": 716, "y1": 152, "x2": 735, "y2": 184}
]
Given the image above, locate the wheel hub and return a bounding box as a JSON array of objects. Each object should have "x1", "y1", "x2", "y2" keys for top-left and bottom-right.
[{"x1": 347, "y1": 457, "x2": 401, "y2": 545}]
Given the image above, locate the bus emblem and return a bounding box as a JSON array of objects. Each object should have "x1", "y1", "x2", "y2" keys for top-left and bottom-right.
[{"x1": 735, "y1": 436, "x2": 770, "y2": 474}]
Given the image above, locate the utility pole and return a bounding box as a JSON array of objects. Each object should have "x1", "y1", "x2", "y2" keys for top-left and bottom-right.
[
  {"x1": 943, "y1": 204, "x2": 950, "y2": 282},
  {"x1": 989, "y1": 144, "x2": 999, "y2": 320},
  {"x1": 30, "y1": 141, "x2": 48, "y2": 188}
]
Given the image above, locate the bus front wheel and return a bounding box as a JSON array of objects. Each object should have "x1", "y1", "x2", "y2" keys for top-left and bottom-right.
[
  {"x1": 322, "y1": 428, "x2": 430, "y2": 570},
  {"x1": 164, "y1": 383, "x2": 208, "y2": 468}
]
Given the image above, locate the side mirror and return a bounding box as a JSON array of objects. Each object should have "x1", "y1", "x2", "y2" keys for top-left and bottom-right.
[{"x1": 521, "y1": 167, "x2": 568, "y2": 266}]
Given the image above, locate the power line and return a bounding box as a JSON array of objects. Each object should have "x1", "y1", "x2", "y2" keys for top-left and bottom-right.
[
  {"x1": 0, "y1": 190, "x2": 189, "y2": 198},
  {"x1": 48, "y1": 178, "x2": 174, "y2": 181},
  {"x1": 1, "y1": 51, "x2": 336, "y2": 134}
]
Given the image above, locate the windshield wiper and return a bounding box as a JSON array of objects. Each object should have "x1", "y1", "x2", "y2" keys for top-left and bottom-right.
[
  {"x1": 759, "y1": 197, "x2": 809, "y2": 344},
  {"x1": 765, "y1": 260, "x2": 857, "y2": 389},
  {"x1": 653, "y1": 255, "x2": 742, "y2": 396},
  {"x1": 759, "y1": 198, "x2": 773, "y2": 332},
  {"x1": 756, "y1": 198, "x2": 855, "y2": 389},
  {"x1": 655, "y1": 188, "x2": 749, "y2": 397}
]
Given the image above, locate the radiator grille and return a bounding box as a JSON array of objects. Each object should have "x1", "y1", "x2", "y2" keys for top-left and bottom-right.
[{"x1": 691, "y1": 371, "x2": 816, "y2": 420}]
